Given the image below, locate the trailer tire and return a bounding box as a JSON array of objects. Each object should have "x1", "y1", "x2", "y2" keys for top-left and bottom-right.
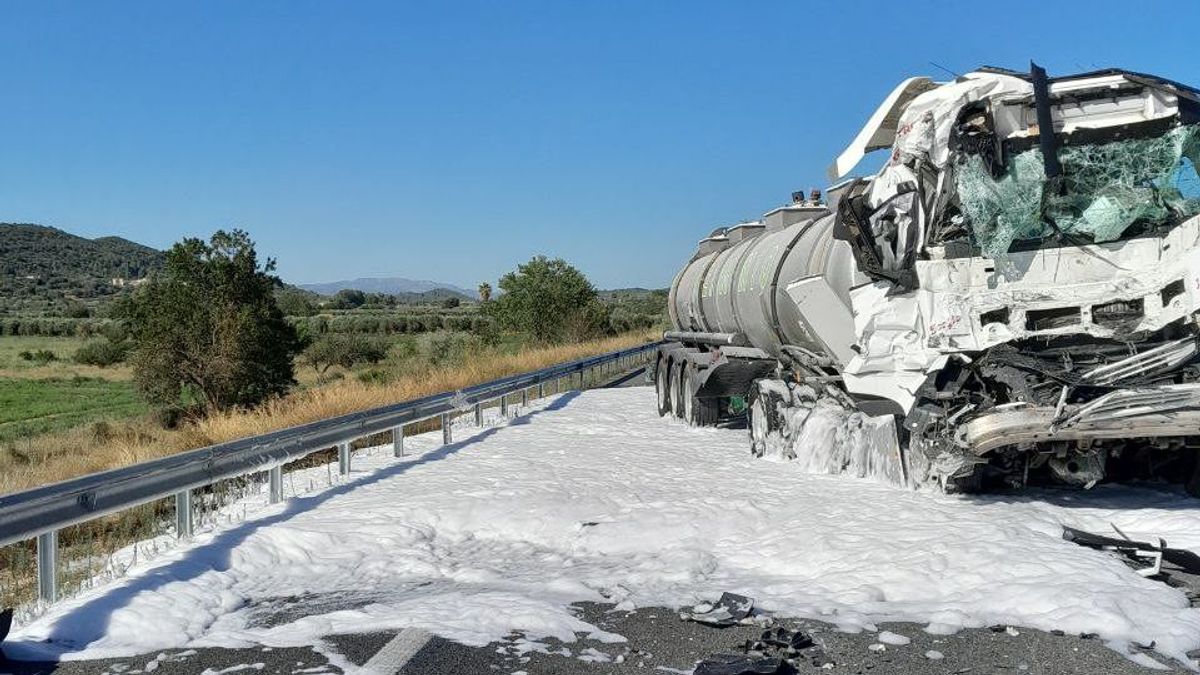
[
  {"x1": 682, "y1": 362, "x2": 720, "y2": 427},
  {"x1": 670, "y1": 360, "x2": 686, "y2": 419},
  {"x1": 655, "y1": 356, "x2": 673, "y2": 417},
  {"x1": 747, "y1": 380, "x2": 778, "y2": 457}
]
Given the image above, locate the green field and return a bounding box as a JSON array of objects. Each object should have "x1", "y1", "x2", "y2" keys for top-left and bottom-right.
[
  {"x1": 0, "y1": 335, "x2": 133, "y2": 380},
  {"x1": 0, "y1": 377, "x2": 146, "y2": 443}
]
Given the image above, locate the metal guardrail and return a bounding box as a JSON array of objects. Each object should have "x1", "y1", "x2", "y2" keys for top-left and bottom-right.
[{"x1": 0, "y1": 341, "x2": 662, "y2": 604}]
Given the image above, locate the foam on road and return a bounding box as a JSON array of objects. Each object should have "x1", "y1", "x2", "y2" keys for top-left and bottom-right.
[{"x1": 9, "y1": 388, "x2": 1200, "y2": 666}]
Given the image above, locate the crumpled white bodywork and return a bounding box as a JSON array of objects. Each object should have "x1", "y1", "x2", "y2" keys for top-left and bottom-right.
[{"x1": 832, "y1": 69, "x2": 1200, "y2": 415}]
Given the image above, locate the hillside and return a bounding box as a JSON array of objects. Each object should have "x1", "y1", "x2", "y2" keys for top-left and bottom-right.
[
  {"x1": 0, "y1": 224, "x2": 164, "y2": 315},
  {"x1": 300, "y1": 276, "x2": 476, "y2": 298}
]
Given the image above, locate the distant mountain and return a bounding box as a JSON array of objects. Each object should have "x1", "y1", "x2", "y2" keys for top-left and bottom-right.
[
  {"x1": 0, "y1": 224, "x2": 165, "y2": 314},
  {"x1": 299, "y1": 277, "x2": 477, "y2": 299}
]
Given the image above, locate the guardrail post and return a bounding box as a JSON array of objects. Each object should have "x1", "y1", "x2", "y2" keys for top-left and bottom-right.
[
  {"x1": 522, "y1": 388, "x2": 529, "y2": 407},
  {"x1": 442, "y1": 412, "x2": 453, "y2": 444},
  {"x1": 537, "y1": 382, "x2": 544, "y2": 399},
  {"x1": 269, "y1": 466, "x2": 283, "y2": 504},
  {"x1": 393, "y1": 425, "x2": 405, "y2": 458},
  {"x1": 37, "y1": 530, "x2": 57, "y2": 603},
  {"x1": 474, "y1": 402, "x2": 483, "y2": 427},
  {"x1": 338, "y1": 441, "x2": 351, "y2": 476},
  {"x1": 175, "y1": 489, "x2": 193, "y2": 539},
  {"x1": 500, "y1": 395, "x2": 509, "y2": 418}
]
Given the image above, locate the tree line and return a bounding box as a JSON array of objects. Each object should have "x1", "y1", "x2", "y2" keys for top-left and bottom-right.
[{"x1": 83, "y1": 230, "x2": 662, "y2": 424}]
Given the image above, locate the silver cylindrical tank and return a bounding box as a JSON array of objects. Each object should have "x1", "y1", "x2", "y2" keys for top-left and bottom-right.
[{"x1": 669, "y1": 206, "x2": 864, "y2": 363}]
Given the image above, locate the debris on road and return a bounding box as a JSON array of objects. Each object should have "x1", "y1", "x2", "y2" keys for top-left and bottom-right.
[
  {"x1": 694, "y1": 625, "x2": 823, "y2": 675},
  {"x1": 681, "y1": 593, "x2": 756, "y2": 627},
  {"x1": 0, "y1": 607, "x2": 11, "y2": 660},
  {"x1": 757, "y1": 627, "x2": 813, "y2": 651},
  {"x1": 693, "y1": 652, "x2": 793, "y2": 675},
  {"x1": 1063, "y1": 525, "x2": 1200, "y2": 577}
]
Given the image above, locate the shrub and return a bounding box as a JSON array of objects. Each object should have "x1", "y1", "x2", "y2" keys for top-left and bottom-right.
[
  {"x1": 304, "y1": 334, "x2": 390, "y2": 373},
  {"x1": 19, "y1": 349, "x2": 58, "y2": 364},
  {"x1": 73, "y1": 340, "x2": 129, "y2": 367},
  {"x1": 421, "y1": 331, "x2": 475, "y2": 367}
]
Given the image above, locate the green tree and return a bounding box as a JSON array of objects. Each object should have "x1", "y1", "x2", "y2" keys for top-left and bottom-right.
[
  {"x1": 304, "y1": 334, "x2": 389, "y2": 374},
  {"x1": 329, "y1": 288, "x2": 366, "y2": 309},
  {"x1": 275, "y1": 287, "x2": 319, "y2": 316},
  {"x1": 121, "y1": 229, "x2": 300, "y2": 414},
  {"x1": 484, "y1": 255, "x2": 609, "y2": 343},
  {"x1": 477, "y1": 282, "x2": 492, "y2": 303}
]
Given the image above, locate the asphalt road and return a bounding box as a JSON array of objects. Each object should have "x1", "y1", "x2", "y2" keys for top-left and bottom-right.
[{"x1": 5, "y1": 600, "x2": 1195, "y2": 674}]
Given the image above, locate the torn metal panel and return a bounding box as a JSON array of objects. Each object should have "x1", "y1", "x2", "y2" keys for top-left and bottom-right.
[
  {"x1": 828, "y1": 76, "x2": 938, "y2": 181},
  {"x1": 1063, "y1": 525, "x2": 1200, "y2": 577}
]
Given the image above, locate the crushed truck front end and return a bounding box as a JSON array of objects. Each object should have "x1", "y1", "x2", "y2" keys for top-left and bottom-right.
[{"x1": 833, "y1": 66, "x2": 1200, "y2": 491}]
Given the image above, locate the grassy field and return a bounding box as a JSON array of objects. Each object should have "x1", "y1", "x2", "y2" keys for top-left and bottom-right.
[
  {"x1": 0, "y1": 335, "x2": 145, "y2": 449},
  {"x1": 0, "y1": 377, "x2": 146, "y2": 444},
  {"x1": 0, "y1": 335, "x2": 133, "y2": 380}
]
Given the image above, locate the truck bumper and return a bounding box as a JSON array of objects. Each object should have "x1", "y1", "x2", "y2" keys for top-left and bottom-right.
[{"x1": 960, "y1": 384, "x2": 1200, "y2": 454}]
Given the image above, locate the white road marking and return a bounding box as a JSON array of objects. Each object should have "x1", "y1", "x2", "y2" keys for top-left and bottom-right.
[{"x1": 361, "y1": 627, "x2": 433, "y2": 674}]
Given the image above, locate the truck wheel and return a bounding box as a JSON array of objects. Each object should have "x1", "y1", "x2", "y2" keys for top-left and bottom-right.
[
  {"x1": 670, "y1": 360, "x2": 686, "y2": 419},
  {"x1": 747, "y1": 379, "x2": 790, "y2": 458},
  {"x1": 683, "y1": 362, "x2": 719, "y2": 427},
  {"x1": 655, "y1": 356, "x2": 673, "y2": 417}
]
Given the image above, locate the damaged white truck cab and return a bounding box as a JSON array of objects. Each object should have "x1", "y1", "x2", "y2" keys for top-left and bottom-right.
[{"x1": 656, "y1": 65, "x2": 1200, "y2": 493}]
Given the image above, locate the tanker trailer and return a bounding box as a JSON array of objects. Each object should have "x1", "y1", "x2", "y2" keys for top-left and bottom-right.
[{"x1": 654, "y1": 64, "x2": 1200, "y2": 494}]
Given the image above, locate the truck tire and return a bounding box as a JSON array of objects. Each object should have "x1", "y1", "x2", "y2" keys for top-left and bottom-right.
[
  {"x1": 655, "y1": 356, "x2": 673, "y2": 417},
  {"x1": 670, "y1": 360, "x2": 686, "y2": 419},
  {"x1": 683, "y1": 362, "x2": 720, "y2": 427},
  {"x1": 747, "y1": 379, "x2": 788, "y2": 458},
  {"x1": 747, "y1": 383, "x2": 772, "y2": 457}
]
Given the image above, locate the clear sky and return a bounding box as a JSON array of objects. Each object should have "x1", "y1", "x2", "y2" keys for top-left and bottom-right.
[{"x1": 0, "y1": 1, "x2": 1192, "y2": 289}]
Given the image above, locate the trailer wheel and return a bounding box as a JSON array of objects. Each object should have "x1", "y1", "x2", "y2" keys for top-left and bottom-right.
[
  {"x1": 670, "y1": 360, "x2": 686, "y2": 419},
  {"x1": 655, "y1": 356, "x2": 673, "y2": 417},
  {"x1": 682, "y1": 362, "x2": 719, "y2": 427}
]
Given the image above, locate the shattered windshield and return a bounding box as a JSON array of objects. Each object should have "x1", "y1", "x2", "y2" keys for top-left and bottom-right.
[{"x1": 955, "y1": 124, "x2": 1200, "y2": 257}]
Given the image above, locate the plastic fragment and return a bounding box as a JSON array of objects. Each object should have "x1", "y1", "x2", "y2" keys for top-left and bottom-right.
[
  {"x1": 681, "y1": 593, "x2": 755, "y2": 627},
  {"x1": 693, "y1": 653, "x2": 793, "y2": 675}
]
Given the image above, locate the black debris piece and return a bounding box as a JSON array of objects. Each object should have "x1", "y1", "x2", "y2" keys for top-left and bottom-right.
[
  {"x1": 758, "y1": 626, "x2": 814, "y2": 651},
  {"x1": 682, "y1": 592, "x2": 756, "y2": 627},
  {"x1": 0, "y1": 607, "x2": 11, "y2": 661},
  {"x1": 693, "y1": 653, "x2": 795, "y2": 675},
  {"x1": 696, "y1": 625, "x2": 819, "y2": 674},
  {"x1": 1063, "y1": 525, "x2": 1200, "y2": 576}
]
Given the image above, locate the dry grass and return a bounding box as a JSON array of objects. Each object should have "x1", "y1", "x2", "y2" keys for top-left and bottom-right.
[{"x1": 0, "y1": 331, "x2": 657, "y2": 496}]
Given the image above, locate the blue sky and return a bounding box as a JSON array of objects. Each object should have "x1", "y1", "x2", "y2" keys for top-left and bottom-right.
[{"x1": 0, "y1": 1, "x2": 1192, "y2": 289}]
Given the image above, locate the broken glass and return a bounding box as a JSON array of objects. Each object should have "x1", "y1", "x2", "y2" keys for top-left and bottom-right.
[{"x1": 954, "y1": 125, "x2": 1200, "y2": 257}]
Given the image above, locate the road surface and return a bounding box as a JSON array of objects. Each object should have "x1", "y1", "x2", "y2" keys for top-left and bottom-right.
[{"x1": 5, "y1": 378, "x2": 1200, "y2": 672}]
